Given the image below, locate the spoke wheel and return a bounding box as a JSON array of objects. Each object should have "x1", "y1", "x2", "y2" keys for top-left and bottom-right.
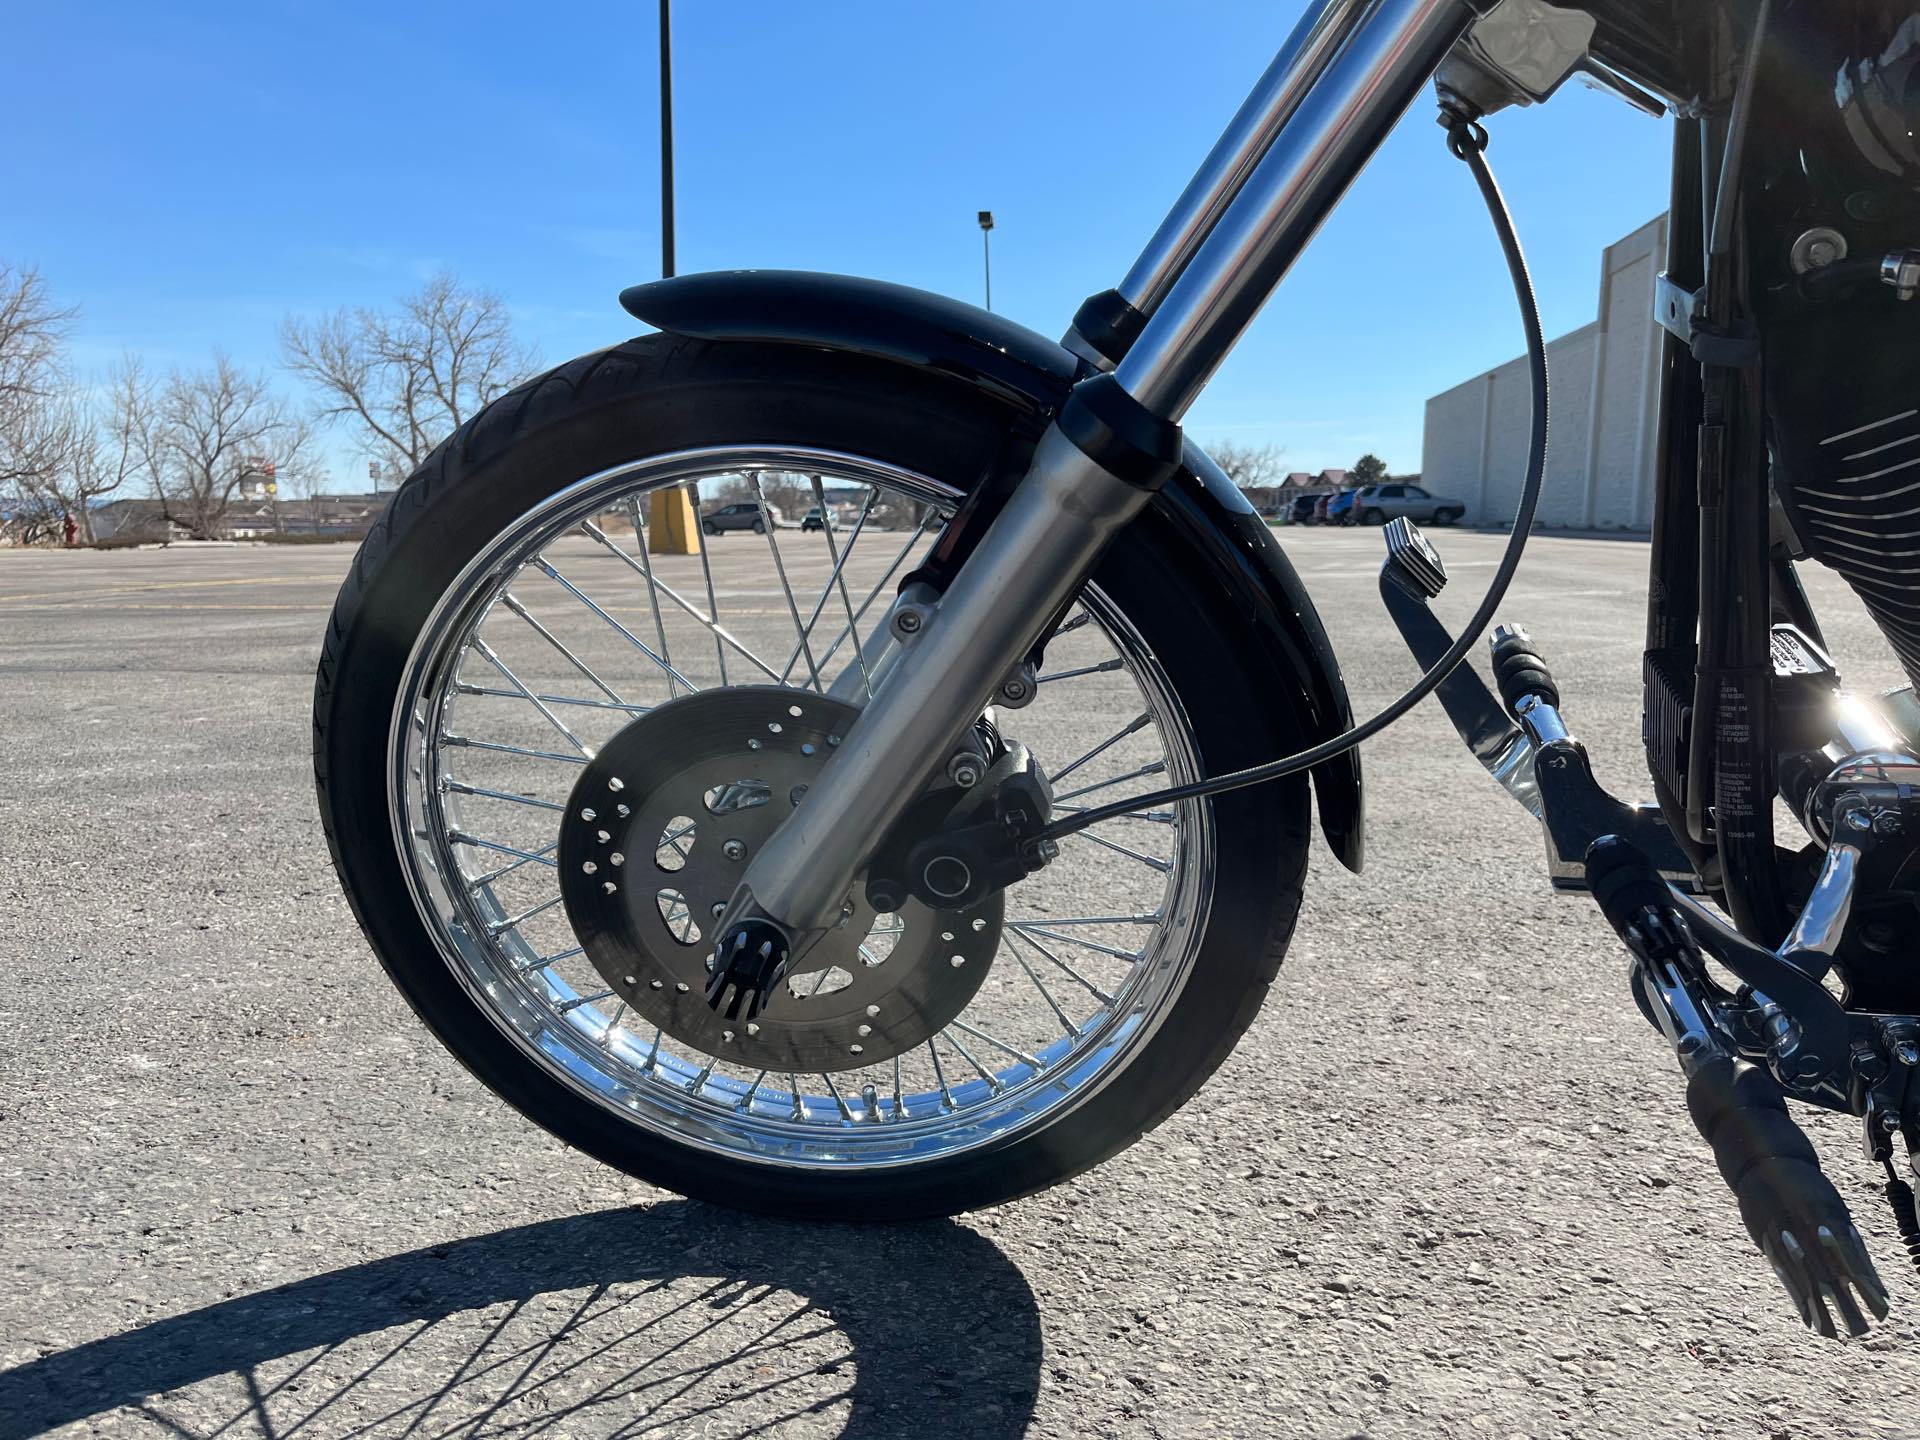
[
  {"x1": 319, "y1": 334, "x2": 1311, "y2": 1215},
  {"x1": 392, "y1": 447, "x2": 1214, "y2": 1169}
]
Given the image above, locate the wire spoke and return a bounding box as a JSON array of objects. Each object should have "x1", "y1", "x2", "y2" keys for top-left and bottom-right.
[
  {"x1": 1038, "y1": 657, "x2": 1125, "y2": 685},
  {"x1": 580, "y1": 519, "x2": 780, "y2": 681},
  {"x1": 810, "y1": 476, "x2": 875, "y2": 699},
  {"x1": 441, "y1": 733, "x2": 588, "y2": 767},
  {"x1": 531, "y1": 557, "x2": 700, "y2": 694},
  {"x1": 1053, "y1": 759, "x2": 1167, "y2": 804},
  {"x1": 949, "y1": 1018, "x2": 1042, "y2": 1070},
  {"x1": 449, "y1": 830, "x2": 562, "y2": 868},
  {"x1": 466, "y1": 840, "x2": 558, "y2": 888},
  {"x1": 501, "y1": 592, "x2": 629, "y2": 705},
  {"x1": 454, "y1": 682, "x2": 651, "y2": 716},
  {"x1": 1008, "y1": 912, "x2": 1162, "y2": 927},
  {"x1": 1010, "y1": 921, "x2": 1142, "y2": 963},
  {"x1": 1004, "y1": 927, "x2": 1115, "y2": 1005},
  {"x1": 751, "y1": 472, "x2": 824, "y2": 692},
  {"x1": 926, "y1": 1040, "x2": 956, "y2": 1109},
  {"x1": 691, "y1": 483, "x2": 732, "y2": 685},
  {"x1": 1004, "y1": 937, "x2": 1081, "y2": 1036},
  {"x1": 471, "y1": 638, "x2": 594, "y2": 756},
  {"x1": 1050, "y1": 802, "x2": 1177, "y2": 826},
  {"x1": 810, "y1": 509, "x2": 939, "y2": 674},
  {"x1": 820, "y1": 1072, "x2": 857, "y2": 1121},
  {"x1": 1070, "y1": 828, "x2": 1172, "y2": 872},
  {"x1": 487, "y1": 892, "x2": 565, "y2": 935},
  {"x1": 940, "y1": 1031, "x2": 1002, "y2": 1091},
  {"x1": 1050, "y1": 712, "x2": 1152, "y2": 784},
  {"x1": 444, "y1": 779, "x2": 567, "y2": 813},
  {"x1": 516, "y1": 945, "x2": 585, "y2": 974},
  {"x1": 622, "y1": 497, "x2": 680, "y2": 698}
]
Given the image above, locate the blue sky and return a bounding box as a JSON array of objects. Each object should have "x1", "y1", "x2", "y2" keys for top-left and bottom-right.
[{"x1": 8, "y1": 1, "x2": 1672, "y2": 484}]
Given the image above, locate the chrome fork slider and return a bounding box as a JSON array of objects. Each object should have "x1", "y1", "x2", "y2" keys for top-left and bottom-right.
[{"x1": 730, "y1": 378, "x2": 1182, "y2": 941}]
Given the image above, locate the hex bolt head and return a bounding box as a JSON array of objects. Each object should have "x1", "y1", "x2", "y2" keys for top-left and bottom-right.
[
  {"x1": 947, "y1": 753, "x2": 982, "y2": 788},
  {"x1": 1845, "y1": 806, "x2": 1874, "y2": 831},
  {"x1": 1000, "y1": 677, "x2": 1029, "y2": 703},
  {"x1": 722, "y1": 838, "x2": 748, "y2": 861},
  {"x1": 892, "y1": 607, "x2": 924, "y2": 637},
  {"x1": 1896, "y1": 1040, "x2": 1920, "y2": 1067}
]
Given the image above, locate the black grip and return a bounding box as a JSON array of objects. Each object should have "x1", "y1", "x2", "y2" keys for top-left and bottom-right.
[
  {"x1": 1490, "y1": 627, "x2": 1558, "y2": 712},
  {"x1": 1685, "y1": 1054, "x2": 1888, "y2": 1336},
  {"x1": 1586, "y1": 836, "x2": 1671, "y2": 941}
]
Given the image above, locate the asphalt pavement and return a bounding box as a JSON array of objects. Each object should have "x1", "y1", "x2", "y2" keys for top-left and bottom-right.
[{"x1": 2, "y1": 527, "x2": 1917, "y2": 1439}]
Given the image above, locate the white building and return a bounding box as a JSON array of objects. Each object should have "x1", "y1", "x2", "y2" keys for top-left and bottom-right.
[{"x1": 1421, "y1": 214, "x2": 1667, "y2": 531}]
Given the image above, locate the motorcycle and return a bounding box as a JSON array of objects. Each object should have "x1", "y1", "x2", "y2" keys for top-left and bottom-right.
[{"x1": 317, "y1": 0, "x2": 1920, "y2": 1338}]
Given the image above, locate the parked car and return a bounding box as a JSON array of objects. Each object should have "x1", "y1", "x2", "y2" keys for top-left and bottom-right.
[
  {"x1": 1325, "y1": 489, "x2": 1359, "y2": 525},
  {"x1": 1348, "y1": 482, "x2": 1465, "y2": 526},
  {"x1": 1285, "y1": 492, "x2": 1327, "y2": 525},
  {"x1": 702, "y1": 501, "x2": 783, "y2": 535},
  {"x1": 801, "y1": 505, "x2": 833, "y2": 532},
  {"x1": 1311, "y1": 492, "x2": 1336, "y2": 523}
]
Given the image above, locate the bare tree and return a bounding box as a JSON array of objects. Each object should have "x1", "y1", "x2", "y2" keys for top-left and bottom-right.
[
  {"x1": 0, "y1": 263, "x2": 78, "y2": 504},
  {"x1": 281, "y1": 272, "x2": 537, "y2": 484},
  {"x1": 22, "y1": 363, "x2": 147, "y2": 544},
  {"x1": 134, "y1": 356, "x2": 312, "y2": 540},
  {"x1": 284, "y1": 460, "x2": 329, "y2": 534},
  {"x1": 1207, "y1": 440, "x2": 1287, "y2": 491}
]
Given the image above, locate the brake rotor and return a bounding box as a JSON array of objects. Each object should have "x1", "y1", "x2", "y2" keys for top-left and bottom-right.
[{"x1": 557, "y1": 686, "x2": 1001, "y2": 1073}]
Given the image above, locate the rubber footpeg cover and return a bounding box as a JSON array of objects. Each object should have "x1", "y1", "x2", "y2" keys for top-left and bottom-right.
[
  {"x1": 1685, "y1": 1054, "x2": 1889, "y2": 1337},
  {"x1": 1490, "y1": 626, "x2": 1558, "y2": 713}
]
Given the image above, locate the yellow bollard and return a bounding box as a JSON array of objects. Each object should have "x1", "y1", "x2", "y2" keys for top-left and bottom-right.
[{"x1": 646, "y1": 487, "x2": 702, "y2": 556}]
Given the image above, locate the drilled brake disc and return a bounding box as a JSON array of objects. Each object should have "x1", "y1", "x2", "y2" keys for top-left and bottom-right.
[{"x1": 557, "y1": 686, "x2": 1001, "y2": 1073}]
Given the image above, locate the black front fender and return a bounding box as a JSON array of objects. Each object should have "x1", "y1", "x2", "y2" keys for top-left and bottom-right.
[{"x1": 619, "y1": 270, "x2": 1363, "y2": 870}]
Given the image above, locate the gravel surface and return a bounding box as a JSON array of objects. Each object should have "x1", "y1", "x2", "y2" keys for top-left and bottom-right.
[{"x1": 3, "y1": 527, "x2": 1918, "y2": 1439}]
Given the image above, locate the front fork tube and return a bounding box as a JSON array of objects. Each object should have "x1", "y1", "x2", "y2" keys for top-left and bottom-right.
[{"x1": 735, "y1": 388, "x2": 1176, "y2": 937}]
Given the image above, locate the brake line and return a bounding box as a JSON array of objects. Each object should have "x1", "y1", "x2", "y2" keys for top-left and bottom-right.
[{"x1": 1038, "y1": 109, "x2": 1551, "y2": 845}]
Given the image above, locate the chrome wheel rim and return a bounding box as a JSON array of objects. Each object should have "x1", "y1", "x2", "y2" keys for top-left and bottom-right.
[{"x1": 391, "y1": 446, "x2": 1215, "y2": 1170}]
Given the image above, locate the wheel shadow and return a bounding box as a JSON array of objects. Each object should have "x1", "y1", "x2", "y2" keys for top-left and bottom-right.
[{"x1": 0, "y1": 1201, "x2": 1041, "y2": 1439}]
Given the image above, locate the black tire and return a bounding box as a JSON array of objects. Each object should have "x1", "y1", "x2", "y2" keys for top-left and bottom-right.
[
  {"x1": 1362, "y1": 508, "x2": 1384, "y2": 525},
  {"x1": 314, "y1": 334, "x2": 1311, "y2": 1220},
  {"x1": 752, "y1": 518, "x2": 766, "y2": 534},
  {"x1": 702, "y1": 521, "x2": 719, "y2": 536},
  {"x1": 1435, "y1": 508, "x2": 1462, "y2": 526}
]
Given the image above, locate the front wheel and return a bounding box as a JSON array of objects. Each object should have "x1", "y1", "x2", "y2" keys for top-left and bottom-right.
[
  {"x1": 315, "y1": 335, "x2": 1310, "y2": 1219},
  {"x1": 1362, "y1": 508, "x2": 1384, "y2": 525}
]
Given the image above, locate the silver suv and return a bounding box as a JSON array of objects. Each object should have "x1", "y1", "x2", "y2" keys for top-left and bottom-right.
[{"x1": 1349, "y1": 483, "x2": 1464, "y2": 526}]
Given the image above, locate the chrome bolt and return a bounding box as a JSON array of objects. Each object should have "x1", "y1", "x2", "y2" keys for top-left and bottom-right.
[
  {"x1": 892, "y1": 607, "x2": 925, "y2": 638},
  {"x1": 1884, "y1": 1110, "x2": 1905, "y2": 1134},
  {"x1": 1896, "y1": 1040, "x2": 1920, "y2": 1067},
  {"x1": 722, "y1": 838, "x2": 748, "y2": 862},
  {"x1": 947, "y1": 753, "x2": 983, "y2": 788},
  {"x1": 711, "y1": 901, "x2": 727, "y2": 919},
  {"x1": 1845, "y1": 807, "x2": 1873, "y2": 832}
]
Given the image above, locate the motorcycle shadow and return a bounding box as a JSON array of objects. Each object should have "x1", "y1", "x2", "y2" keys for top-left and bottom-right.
[{"x1": 0, "y1": 1201, "x2": 1041, "y2": 1439}]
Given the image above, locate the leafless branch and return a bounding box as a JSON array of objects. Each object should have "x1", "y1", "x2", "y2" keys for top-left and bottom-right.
[{"x1": 281, "y1": 272, "x2": 537, "y2": 485}]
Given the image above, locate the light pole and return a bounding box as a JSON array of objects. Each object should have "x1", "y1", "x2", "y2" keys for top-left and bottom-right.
[
  {"x1": 660, "y1": 0, "x2": 676, "y2": 278},
  {"x1": 977, "y1": 210, "x2": 994, "y2": 311}
]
